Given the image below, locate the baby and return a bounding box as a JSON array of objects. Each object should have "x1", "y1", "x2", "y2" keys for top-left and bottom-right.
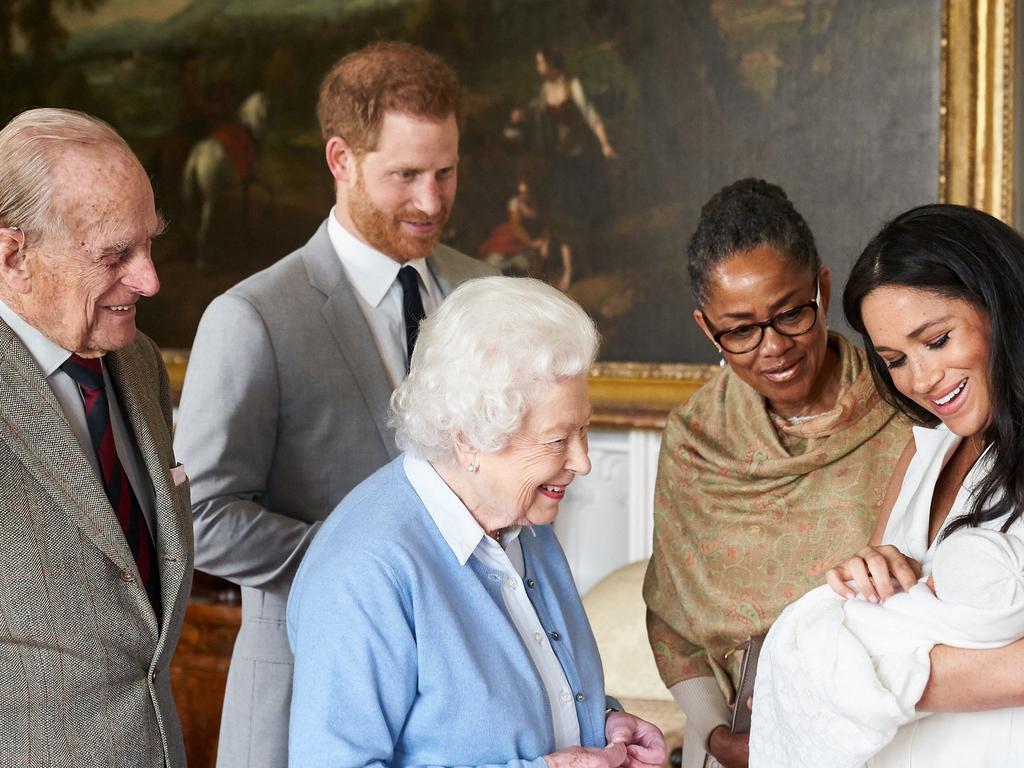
[
  {"x1": 927, "y1": 527, "x2": 1024, "y2": 608},
  {"x1": 749, "y1": 528, "x2": 1024, "y2": 768}
]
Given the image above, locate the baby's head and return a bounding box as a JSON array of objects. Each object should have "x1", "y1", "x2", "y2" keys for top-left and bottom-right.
[{"x1": 931, "y1": 528, "x2": 1024, "y2": 610}]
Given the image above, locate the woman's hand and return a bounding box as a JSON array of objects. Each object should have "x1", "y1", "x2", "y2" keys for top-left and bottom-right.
[
  {"x1": 707, "y1": 725, "x2": 748, "y2": 768},
  {"x1": 825, "y1": 545, "x2": 921, "y2": 602},
  {"x1": 605, "y1": 712, "x2": 667, "y2": 768},
  {"x1": 543, "y1": 743, "x2": 627, "y2": 768}
]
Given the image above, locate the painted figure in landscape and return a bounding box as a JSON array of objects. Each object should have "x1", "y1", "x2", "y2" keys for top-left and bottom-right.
[
  {"x1": 478, "y1": 179, "x2": 550, "y2": 277},
  {"x1": 181, "y1": 90, "x2": 270, "y2": 267},
  {"x1": 506, "y1": 45, "x2": 616, "y2": 293}
]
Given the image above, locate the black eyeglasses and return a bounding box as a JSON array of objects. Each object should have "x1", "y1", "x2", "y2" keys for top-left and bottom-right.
[{"x1": 704, "y1": 300, "x2": 819, "y2": 354}]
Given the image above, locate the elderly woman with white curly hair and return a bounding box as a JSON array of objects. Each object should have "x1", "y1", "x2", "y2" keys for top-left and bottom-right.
[{"x1": 287, "y1": 276, "x2": 666, "y2": 768}]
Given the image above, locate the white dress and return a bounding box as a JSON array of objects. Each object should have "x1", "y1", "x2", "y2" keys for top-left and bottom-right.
[{"x1": 871, "y1": 424, "x2": 1024, "y2": 767}]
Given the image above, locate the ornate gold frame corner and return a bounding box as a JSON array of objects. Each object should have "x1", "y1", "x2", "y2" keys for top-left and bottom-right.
[
  {"x1": 588, "y1": 361, "x2": 719, "y2": 428},
  {"x1": 942, "y1": 0, "x2": 1015, "y2": 222}
]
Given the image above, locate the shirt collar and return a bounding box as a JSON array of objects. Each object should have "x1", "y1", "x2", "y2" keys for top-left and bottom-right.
[
  {"x1": 403, "y1": 453, "x2": 525, "y2": 565},
  {"x1": 0, "y1": 296, "x2": 73, "y2": 377},
  {"x1": 326, "y1": 207, "x2": 434, "y2": 308}
]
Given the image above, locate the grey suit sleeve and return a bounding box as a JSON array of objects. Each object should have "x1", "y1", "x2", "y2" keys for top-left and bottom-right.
[{"x1": 174, "y1": 293, "x2": 319, "y2": 596}]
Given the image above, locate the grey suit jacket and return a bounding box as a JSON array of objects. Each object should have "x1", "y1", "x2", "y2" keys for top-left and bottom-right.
[
  {"x1": 173, "y1": 221, "x2": 496, "y2": 768},
  {"x1": 0, "y1": 321, "x2": 193, "y2": 768}
]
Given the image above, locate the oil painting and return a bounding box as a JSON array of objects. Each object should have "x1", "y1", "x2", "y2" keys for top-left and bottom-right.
[{"x1": 1, "y1": 0, "x2": 942, "y2": 364}]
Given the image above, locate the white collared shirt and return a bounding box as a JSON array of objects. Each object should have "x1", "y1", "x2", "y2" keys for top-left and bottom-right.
[
  {"x1": 326, "y1": 208, "x2": 440, "y2": 388},
  {"x1": 403, "y1": 453, "x2": 582, "y2": 750},
  {"x1": 0, "y1": 297, "x2": 157, "y2": 536}
]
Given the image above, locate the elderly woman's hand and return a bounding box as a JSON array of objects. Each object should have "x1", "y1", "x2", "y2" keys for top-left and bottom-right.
[
  {"x1": 543, "y1": 743, "x2": 627, "y2": 768},
  {"x1": 604, "y1": 712, "x2": 666, "y2": 768},
  {"x1": 825, "y1": 544, "x2": 921, "y2": 602}
]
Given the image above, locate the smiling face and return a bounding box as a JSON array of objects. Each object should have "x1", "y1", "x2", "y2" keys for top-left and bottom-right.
[
  {"x1": 861, "y1": 286, "x2": 993, "y2": 438},
  {"x1": 17, "y1": 145, "x2": 161, "y2": 357},
  {"x1": 463, "y1": 374, "x2": 592, "y2": 533},
  {"x1": 338, "y1": 111, "x2": 458, "y2": 263},
  {"x1": 695, "y1": 245, "x2": 834, "y2": 417}
]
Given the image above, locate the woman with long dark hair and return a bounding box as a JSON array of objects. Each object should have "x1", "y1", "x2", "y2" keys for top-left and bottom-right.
[{"x1": 826, "y1": 203, "x2": 1024, "y2": 765}]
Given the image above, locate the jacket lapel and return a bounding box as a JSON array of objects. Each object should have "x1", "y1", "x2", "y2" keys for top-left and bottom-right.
[
  {"x1": 301, "y1": 225, "x2": 475, "y2": 460},
  {"x1": 106, "y1": 345, "x2": 189, "y2": 639},
  {"x1": 0, "y1": 320, "x2": 136, "y2": 574},
  {"x1": 302, "y1": 223, "x2": 399, "y2": 459}
]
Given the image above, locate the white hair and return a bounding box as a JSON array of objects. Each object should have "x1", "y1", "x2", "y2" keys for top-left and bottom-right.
[
  {"x1": 391, "y1": 276, "x2": 600, "y2": 463},
  {"x1": 0, "y1": 108, "x2": 131, "y2": 241}
]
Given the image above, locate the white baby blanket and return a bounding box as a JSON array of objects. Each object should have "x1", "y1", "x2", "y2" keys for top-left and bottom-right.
[{"x1": 749, "y1": 529, "x2": 1024, "y2": 768}]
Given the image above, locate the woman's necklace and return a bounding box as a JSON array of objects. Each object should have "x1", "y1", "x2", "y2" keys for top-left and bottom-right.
[{"x1": 782, "y1": 411, "x2": 831, "y2": 426}]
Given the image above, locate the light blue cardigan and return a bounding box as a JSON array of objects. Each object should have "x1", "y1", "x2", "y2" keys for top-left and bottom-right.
[{"x1": 287, "y1": 456, "x2": 610, "y2": 767}]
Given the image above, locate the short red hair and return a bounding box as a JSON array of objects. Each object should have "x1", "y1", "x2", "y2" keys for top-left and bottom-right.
[{"x1": 317, "y1": 41, "x2": 462, "y2": 153}]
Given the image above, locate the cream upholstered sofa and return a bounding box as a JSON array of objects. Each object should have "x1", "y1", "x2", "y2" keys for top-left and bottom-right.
[{"x1": 582, "y1": 559, "x2": 685, "y2": 765}]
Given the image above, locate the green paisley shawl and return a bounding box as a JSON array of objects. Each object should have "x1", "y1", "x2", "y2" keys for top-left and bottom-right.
[{"x1": 643, "y1": 333, "x2": 909, "y2": 703}]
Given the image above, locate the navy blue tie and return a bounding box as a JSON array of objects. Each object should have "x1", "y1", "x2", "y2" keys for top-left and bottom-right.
[{"x1": 397, "y1": 266, "x2": 426, "y2": 370}]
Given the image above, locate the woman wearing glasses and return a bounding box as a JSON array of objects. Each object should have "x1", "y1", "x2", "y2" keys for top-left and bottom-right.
[{"x1": 643, "y1": 178, "x2": 910, "y2": 768}]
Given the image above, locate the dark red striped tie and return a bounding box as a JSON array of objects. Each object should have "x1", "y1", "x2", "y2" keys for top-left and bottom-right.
[{"x1": 61, "y1": 354, "x2": 162, "y2": 621}]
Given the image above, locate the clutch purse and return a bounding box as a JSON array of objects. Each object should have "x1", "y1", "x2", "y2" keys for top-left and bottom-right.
[{"x1": 730, "y1": 633, "x2": 766, "y2": 734}]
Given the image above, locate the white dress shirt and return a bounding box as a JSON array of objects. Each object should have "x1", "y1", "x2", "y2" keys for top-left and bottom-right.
[
  {"x1": 0, "y1": 297, "x2": 157, "y2": 535},
  {"x1": 326, "y1": 209, "x2": 440, "y2": 388},
  {"x1": 404, "y1": 453, "x2": 582, "y2": 750}
]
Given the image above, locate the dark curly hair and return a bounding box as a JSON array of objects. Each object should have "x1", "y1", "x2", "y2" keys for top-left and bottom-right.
[
  {"x1": 687, "y1": 178, "x2": 820, "y2": 305},
  {"x1": 844, "y1": 203, "x2": 1024, "y2": 539}
]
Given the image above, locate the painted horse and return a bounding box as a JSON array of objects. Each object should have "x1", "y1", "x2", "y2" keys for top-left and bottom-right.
[{"x1": 181, "y1": 91, "x2": 269, "y2": 266}]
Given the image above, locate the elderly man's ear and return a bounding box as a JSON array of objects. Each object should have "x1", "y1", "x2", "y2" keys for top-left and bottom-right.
[{"x1": 0, "y1": 227, "x2": 31, "y2": 294}]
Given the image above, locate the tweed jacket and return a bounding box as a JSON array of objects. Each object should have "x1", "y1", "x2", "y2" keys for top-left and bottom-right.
[
  {"x1": 173, "y1": 220, "x2": 496, "y2": 768},
  {"x1": 0, "y1": 320, "x2": 193, "y2": 768}
]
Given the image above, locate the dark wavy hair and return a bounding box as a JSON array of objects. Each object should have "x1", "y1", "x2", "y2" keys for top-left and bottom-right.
[
  {"x1": 538, "y1": 45, "x2": 568, "y2": 75},
  {"x1": 687, "y1": 178, "x2": 820, "y2": 305},
  {"x1": 843, "y1": 203, "x2": 1024, "y2": 538}
]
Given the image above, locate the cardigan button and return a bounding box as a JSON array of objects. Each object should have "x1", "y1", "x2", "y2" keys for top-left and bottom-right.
[
  {"x1": 526, "y1": 578, "x2": 536, "y2": 589},
  {"x1": 575, "y1": 692, "x2": 585, "y2": 702},
  {"x1": 549, "y1": 630, "x2": 561, "y2": 641}
]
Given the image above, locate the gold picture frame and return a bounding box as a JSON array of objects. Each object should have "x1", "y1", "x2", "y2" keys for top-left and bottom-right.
[{"x1": 163, "y1": 0, "x2": 1014, "y2": 428}]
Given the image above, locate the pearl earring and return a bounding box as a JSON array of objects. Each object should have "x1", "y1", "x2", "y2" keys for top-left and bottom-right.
[{"x1": 467, "y1": 463, "x2": 478, "y2": 473}]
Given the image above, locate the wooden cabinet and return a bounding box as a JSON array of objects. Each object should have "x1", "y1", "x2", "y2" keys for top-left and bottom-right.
[{"x1": 170, "y1": 576, "x2": 241, "y2": 768}]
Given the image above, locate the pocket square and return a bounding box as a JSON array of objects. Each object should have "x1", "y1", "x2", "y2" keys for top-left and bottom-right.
[{"x1": 170, "y1": 464, "x2": 188, "y2": 487}]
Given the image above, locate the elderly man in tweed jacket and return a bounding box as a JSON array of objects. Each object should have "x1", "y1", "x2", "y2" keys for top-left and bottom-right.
[{"x1": 0, "y1": 108, "x2": 193, "y2": 768}]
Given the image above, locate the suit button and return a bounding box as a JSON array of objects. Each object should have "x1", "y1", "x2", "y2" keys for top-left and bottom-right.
[
  {"x1": 119, "y1": 570, "x2": 135, "y2": 583},
  {"x1": 526, "y1": 578, "x2": 536, "y2": 589},
  {"x1": 575, "y1": 692, "x2": 585, "y2": 702},
  {"x1": 549, "y1": 630, "x2": 560, "y2": 641}
]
